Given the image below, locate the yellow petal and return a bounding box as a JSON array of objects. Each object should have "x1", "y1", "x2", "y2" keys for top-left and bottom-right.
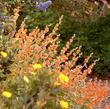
[
  {"x1": 60, "y1": 100, "x2": 69, "y2": 109},
  {"x1": 32, "y1": 64, "x2": 42, "y2": 70},
  {"x1": 59, "y1": 73, "x2": 69, "y2": 84},
  {"x1": 2, "y1": 91, "x2": 12, "y2": 98},
  {"x1": 0, "y1": 51, "x2": 8, "y2": 58},
  {"x1": 23, "y1": 76, "x2": 29, "y2": 83},
  {"x1": 54, "y1": 82, "x2": 61, "y2": 86},
  {"x1": 31, "y1": 71, "x2": 37, "y2": 75}
]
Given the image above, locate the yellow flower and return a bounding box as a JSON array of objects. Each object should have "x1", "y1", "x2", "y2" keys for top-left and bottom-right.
[
  {"x1": 0, "y1": 51, "x2": 8, "y2": 58},
  {"x1": 59, "y1": 73, "x2": 69, "y2": 84},
  {"x1": 60, "y1": 100, "x2": 69, "y2": 109},
  {"x1": 32, "y1": 64, "x2": 42, "y2": 70},
  {"x1": 2, "y1": 91, "x2": 12, "y2": 98},
  {"x1": 23, "y1": 76, "x2": 29, "y2": 83}
]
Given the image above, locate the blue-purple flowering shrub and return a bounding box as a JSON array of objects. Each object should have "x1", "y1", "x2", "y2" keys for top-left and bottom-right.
[
  {"x1": 0, "y1": 0, "x2": 54, "y2": 33},
  {"x1": 36, "y1": 0, "x2": 52, "y2": 11}
]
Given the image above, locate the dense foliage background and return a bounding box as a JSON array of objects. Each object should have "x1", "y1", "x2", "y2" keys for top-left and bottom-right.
[
  {"x1": 0, "y1": 0, "x2": 110, "y2": 109},
  {"x1": 0, "y1": 0, "x2": 110, "y2": 75}
]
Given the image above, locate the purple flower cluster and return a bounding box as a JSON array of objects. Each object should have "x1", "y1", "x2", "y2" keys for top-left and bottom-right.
[{"x1": 36, "y1": 0, "x2": 52, "y2": 11}]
